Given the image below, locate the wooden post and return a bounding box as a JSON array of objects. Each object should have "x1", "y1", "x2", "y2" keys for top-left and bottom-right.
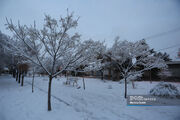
[
  {"x1": 132, "y1": 80, "x2": 135, "y2": 89},
  {"x1": 32, "y1": 68, "x2": 35, "y2": 93},
  {"x1": 82, "y1": 76, "x2": 85, "y2": 90}
]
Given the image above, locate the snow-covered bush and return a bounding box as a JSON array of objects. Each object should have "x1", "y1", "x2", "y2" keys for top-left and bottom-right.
[{"x1": 150, "y1": 82, "x2": 179, "y2": 98}]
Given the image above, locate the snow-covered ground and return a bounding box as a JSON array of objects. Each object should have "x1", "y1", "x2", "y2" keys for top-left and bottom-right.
[{"x1": 0, "y1": 74, "x2": 180, "y2": 120}]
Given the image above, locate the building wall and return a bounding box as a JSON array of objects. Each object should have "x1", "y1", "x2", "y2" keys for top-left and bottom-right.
[{"x1": 168, "y1": 64, "x2": 180, "y2": 78}]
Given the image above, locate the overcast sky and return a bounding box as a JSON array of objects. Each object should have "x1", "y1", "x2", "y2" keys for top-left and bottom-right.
[{"x1": 0, "y1": 0, "x2": 180, "y2": 60}]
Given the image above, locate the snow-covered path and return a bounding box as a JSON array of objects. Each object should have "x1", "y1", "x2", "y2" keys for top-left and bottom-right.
[{"x1": 0, "y1": 75, "x2": 180, "y2": 120}]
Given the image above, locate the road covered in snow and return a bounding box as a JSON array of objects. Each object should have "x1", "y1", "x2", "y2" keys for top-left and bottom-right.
[{"x1": 0, "y1": 75, "x2": 180, "y2": 120}]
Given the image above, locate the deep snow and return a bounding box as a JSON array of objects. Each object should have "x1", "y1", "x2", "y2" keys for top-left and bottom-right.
[{"x1": 0, "y1": 75, "x2": 180, "y2": 120}]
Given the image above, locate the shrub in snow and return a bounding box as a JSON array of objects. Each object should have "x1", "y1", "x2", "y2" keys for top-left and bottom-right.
[
  {"x1": 127, "y1": 73, "x2": 142, "y2": 81},
  {"x1": 43, "y1": 78, "x2": 48, "y2": 81},
  {"x1": 119, "y1": 73, "x2": 142, "y2": 84},
  {"x1": 108, "y1": 85, "x2": 112, "y2": 89},
  {"x1": 150, "y1": 82, "x2": 179, "y2": 98},
  {"x1": 119, "y1": 79, "x2": 129, "y2": 84}
]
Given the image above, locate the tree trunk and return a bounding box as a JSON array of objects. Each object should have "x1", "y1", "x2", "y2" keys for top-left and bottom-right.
[
  {"x1": 108, "y1": 69, "x2": 111, "y2": 80},
  {"x1": 101, "y1": 70, "x2": 104, "y2": 80},
  {"x1": 21, "y1": 72, "x2": 24, "y2": 86},
  {"x1": 48, "y1": 75, "x2": 52, "y2": 111},
  {"x1": 18, "y1": 72, "x2": 21, "y2": 84},
  {"x1": 32, "y1": 69, "x2": 35, "y2": 93},
  {"x1": 124, "y1": 76, "x2": 127, "y2": 98},
  {"x1": 13, "y1": 69, "x2": 16, "y2": 78},
  {"x1": 16, "y1": 70, "x2": 18, "y2": 81}
]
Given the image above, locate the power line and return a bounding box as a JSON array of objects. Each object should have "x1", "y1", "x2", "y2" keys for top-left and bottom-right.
[
  {"x1": 156, "y1": 43, "x2": 180, "y2": 52},
  {"x1": 168, "y1": 48, "x2": 179, "y2": 55},
  {"x1": 143, "y1": 26, "x2": 180, "y2": 40},
  {"x1": 138, "y1": 26, "x2": 180, "y2": 52}
]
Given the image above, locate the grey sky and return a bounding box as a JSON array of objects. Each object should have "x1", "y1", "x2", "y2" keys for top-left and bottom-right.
[{"x1": 0, "y1": 0, "x2": 180, "y2": 60}]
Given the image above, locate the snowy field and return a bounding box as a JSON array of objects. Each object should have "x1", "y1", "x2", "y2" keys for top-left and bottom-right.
[{"x1": 0, "y1": 75, "x2": 180, "y2": 120}]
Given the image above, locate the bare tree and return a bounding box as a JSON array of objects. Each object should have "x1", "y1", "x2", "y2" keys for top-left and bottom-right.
[
  {"x1": 105, "y1": 38, "x2": 167, "y2": 98},
  {"x1": 5, "y1": 11, "x2": 102, "y2": 111}
]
